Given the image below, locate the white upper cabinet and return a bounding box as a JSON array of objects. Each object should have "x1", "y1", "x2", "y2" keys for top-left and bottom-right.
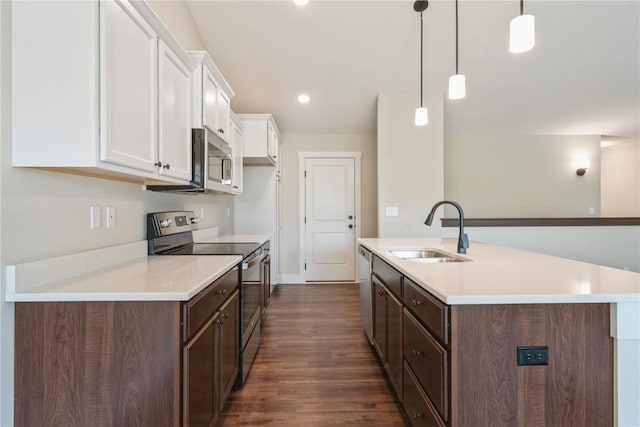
[
  {"x1": 158, "y1": 39, "x2": 193, "y2": 181},
  {"x1": 100, "y1": 0, "x2": 158, "y2": 173},
  {"x1": 11, "y1": 0, "x2": 195, "y2": 184},
  {"x1": 238, "y1": 114, "x2": 280, "y2": 167},
  {"x1": 230, "y1": 112, "x2": 244, "y2": 194},
  {"x1": 189, "y1": 51, "x2": 235, "y2": 144}
]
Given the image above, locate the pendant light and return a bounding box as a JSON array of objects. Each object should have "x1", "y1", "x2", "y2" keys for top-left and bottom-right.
[
  {"x1": 448, "y1": 0, "x2": 466, "y2": 100},
  {"x1": 414, "y1": 1, "x2": 429, "y2": 126},
  {"x1": 509, "y1": 0, "x2": 535, "y2": 53}
]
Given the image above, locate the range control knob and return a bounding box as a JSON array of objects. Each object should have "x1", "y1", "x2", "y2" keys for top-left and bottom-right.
[
  {"x1": 190, "y1": 217, "x2": 200, "y2": 224},
  {"x1": 159, "y1": 219, "x2": 173, "y2": 228}
]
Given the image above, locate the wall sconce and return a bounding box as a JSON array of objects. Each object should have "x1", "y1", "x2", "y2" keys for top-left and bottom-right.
[{"x1": 576, "y1": 160, "x2": 590, "y2": 176}]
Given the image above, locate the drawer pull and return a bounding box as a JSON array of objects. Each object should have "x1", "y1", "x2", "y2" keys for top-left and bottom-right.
[
  {"x1": 413, "y1": 412, "x2": 424, "y2": 419},
  {"x1": 216, "y1": 289, "x2": 227, "y2": 296},
  {"x1": 412, "y1": 299, "x2": 422, "y2": 307},
  {"x1": 378, "y1": 289, "x2": 386, "y2": 296},
  {"x1": 412, "y1": 349, "x2": 423, "y2": 357},
  {"x1": 222, "y1": 312, "x2": 230, "y2": 320}
]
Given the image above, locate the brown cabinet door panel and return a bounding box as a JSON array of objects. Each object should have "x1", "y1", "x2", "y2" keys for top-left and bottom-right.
[
  {"x1": 403, "y1": 361, "x2": 446, "y2": 427},
  {"x1": 373, "y1": 255, "x2": 402, "y2": 298},
  {"x1": 183, "y1": 313, "x2": 219, "y2": 427},
  {"x1": 404, "y1": 277, "x2": 449, "y2": 345},
  {"x1": 387, "y1": 290, "x2": 404, "y2": 399},
  {"x1": 372, "y1": 276, "x2": 387, "y2": 361},
  {"x1": 218, "y1": 289, "x2": 240, "y2": 411},
  {"x1": 404, "y1": 309, "x2": 448, "y2": 420},
  {"x1": 184, "y1": 267, "x2": 239, "y2": 341}
]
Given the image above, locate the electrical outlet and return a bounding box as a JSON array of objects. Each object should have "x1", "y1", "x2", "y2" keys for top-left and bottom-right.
[
  {"x1": 517, "y1": 346, "x2": 548, "y2": 366},
  {"x1": 106, "y1": 206, "x2": 116, "y2": 228},
  {"x1": 385, "y1": 206, "x2": 399, "y2": 217}
]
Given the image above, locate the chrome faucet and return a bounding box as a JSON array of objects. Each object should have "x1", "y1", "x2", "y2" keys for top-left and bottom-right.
[{"x1": 424, "y1": 200, "x2": 469, "y2": 254}]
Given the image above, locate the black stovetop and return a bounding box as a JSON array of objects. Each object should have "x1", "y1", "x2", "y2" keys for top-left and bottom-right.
[{"x1": 156, "y1": 242, "x2": 261, "y2": 258}]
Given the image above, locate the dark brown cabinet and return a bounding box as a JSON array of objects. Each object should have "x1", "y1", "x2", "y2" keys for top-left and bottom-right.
[
  {"x1": 184, "y1": 311, "x2": 219, "y2": 427},
  {"x1": 371, "y1": 264, "x2": 403, "y2": 398},
  {"x1": 14, "y1": 266, "x2": 241, "y2": 427},
  {"x1": 218, "y1": 289, "x2": 239, "y2": 411}
]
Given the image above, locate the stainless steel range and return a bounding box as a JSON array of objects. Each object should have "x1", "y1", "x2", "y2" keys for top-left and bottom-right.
[{"x1": 147, "y1": 211, "x2": 265, "y2": 387}]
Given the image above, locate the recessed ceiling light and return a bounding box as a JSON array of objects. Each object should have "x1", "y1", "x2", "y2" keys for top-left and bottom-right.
[
  {"x1": 293, "y1": 0, "x2": 309, "y2": 6},
  {"x1": 298, "y1": 94, "x2": 310, "y2": 104}
]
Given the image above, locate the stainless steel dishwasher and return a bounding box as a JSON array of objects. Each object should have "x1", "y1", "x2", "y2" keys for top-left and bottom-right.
[{"x1": 358, "y1": 245, "x2": 373, "y2": 343}]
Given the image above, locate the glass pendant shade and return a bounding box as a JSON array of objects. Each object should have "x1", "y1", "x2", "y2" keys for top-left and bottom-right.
[
  {"x1": 415, "y1": 107, "x2": 428, "y2": 126},
  {"x1": 448, "y1": 74, "x2": 466, "y2": 100},
  {"x1": 509, "y1": 14, "x2": 535, "y2": 53}
]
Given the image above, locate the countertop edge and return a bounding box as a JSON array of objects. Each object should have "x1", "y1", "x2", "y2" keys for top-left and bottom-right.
[{"x1": 359, "y1": 238, "x2": 640, "y2": 306}]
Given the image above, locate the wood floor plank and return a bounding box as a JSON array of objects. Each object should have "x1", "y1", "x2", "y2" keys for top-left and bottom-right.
[{"x1": 219, "y1": 284, "x2": 410, "y2": 426}]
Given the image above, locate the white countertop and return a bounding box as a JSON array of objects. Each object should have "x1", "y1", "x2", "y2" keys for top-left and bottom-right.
[
  {"x1": 359, "y1": 238, "x2": 640, "y2": 305},
  {"x1": 6, "y1": 254, "x2": 242, "y2": 302}
]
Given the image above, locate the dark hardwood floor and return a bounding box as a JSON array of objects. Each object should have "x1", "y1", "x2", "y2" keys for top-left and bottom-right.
[{"x1": 219, "y1": 283, "x2": 410, "y2": 426}]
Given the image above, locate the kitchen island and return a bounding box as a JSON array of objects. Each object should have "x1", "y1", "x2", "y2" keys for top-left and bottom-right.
[{"x1": 359, "y1": 238, "x2": 639, "y2": 427}]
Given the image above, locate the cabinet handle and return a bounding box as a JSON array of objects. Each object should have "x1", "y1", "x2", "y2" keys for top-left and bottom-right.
[
  {"x1": 412, "y1": 349, "x2": 423, "y2": 358},
  {"x1": 216, "y1": 288, "x2": 226, "y2": 296},
  {"x1": 412, "y1": 299, "x2": 422, "y2": 307},
  {"x1": 154, "y1": 161, "x2": 163, "y2": 168},
  {"x1": 163, "y1": 163, "x2": 170, "y2": 170},
  {"x1": 223, "y1": 312, "x2": 230, "y2": 320},
  {"x1": 378, "y1": 289, "x2": 385, "y2": 296},
  {"x1": 348, "y1": 224, "x2": 353, "y2": 229},
  {"x1": 412, "y1": 412, "x2": 424, "y2": 419},
  {"x1": 218, "y1": 128, "x2": 225, "y2": 134}
]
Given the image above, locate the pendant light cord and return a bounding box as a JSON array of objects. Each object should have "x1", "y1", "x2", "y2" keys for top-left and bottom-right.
[
  {"x1": 520, "y1": 0, "x2": 524, "y2": 15},
  {"x1": 455, "y1": 0, "x2": 459, "y2": 74},
  {"x1": 420, "y1": 11, "x2": 424, "y2": 107}
]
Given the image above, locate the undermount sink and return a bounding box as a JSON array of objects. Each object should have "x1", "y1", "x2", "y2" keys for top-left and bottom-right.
[{"x1": 386, "y1": 248, "x2": 469, "y2": 263}]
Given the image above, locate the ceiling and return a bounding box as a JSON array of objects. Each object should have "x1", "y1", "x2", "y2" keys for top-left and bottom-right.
[{"x1": 186, "y1": 0, "x2": 640, "y2": 136}]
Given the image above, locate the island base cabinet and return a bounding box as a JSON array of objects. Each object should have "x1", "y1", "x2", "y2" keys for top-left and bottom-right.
[
  {"x1": 449, "y1": 303, "x2": 613, "y2": 427},
  {"x1": 14, "y1": 301, "x2": 182, "y2": 427}
]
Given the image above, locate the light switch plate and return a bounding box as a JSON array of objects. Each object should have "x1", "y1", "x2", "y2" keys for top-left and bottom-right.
[
  {"x1": 385, "y1": 206, "x2": 399, "y2": 217},
  {"x1": 90, "y1": 206, "x2": 101, "y2": 229}
]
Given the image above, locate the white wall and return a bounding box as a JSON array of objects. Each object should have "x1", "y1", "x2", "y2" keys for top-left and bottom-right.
[
  {"x1": 0, "y1": 2, "x2": 228, "y2": 425},
  {"x1": 601, "y1": 137, "x2": 640, "y2": 216},
  {"x1": 444, "y1": 133, "x2": 602, "y2": 217},
  {"x1": 147, "y1": 0, "x2": 207, "y2": 51},
  {"x1": 465, "y1": 226, "x2": 640, "y2": 273},
  {"x1": 377, "y1": 92, "x2": 444, "y2": 237},
  {"x1": 279, "y1": 133, "x2": 377, "y2": 279}
]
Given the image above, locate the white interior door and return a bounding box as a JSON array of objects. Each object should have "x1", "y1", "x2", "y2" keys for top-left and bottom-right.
[{"x1": 304, "y1": 157, "x2": 356, "y2": 281}]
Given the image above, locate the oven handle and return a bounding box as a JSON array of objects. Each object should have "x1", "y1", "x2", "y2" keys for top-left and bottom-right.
[{"x1": 242, "y1": 250, "x2": 264, "y2": 270}]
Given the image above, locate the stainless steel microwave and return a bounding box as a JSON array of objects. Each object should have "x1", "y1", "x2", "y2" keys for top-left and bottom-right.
[{"x1": 146, "y1": 128, "x2": 232, "y2": 194}]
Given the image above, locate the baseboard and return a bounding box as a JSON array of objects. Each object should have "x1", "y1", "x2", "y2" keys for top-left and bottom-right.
[{"x1": 279, "y1": 274, "x2": 304, "y2": 284}]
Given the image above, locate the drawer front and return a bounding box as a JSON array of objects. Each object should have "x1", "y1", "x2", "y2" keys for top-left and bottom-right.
[
  {"x1": 184, "y1": 267, "x2": 239, "y2": 340},
  {"x1": 404, "y1": 309, "x2": 448, "y2": 420},
  {"x1": 403, "y1": 361, "x2": 446, "y2": 427},
  {"x1": 403, "y1": 277, "x2": 449, "y2": 344},
  {"x1": 372, "y1": 255, "x2": 402, "y2": 298}
]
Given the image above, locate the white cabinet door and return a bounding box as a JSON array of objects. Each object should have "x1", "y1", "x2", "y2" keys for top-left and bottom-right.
[
  {"x1": 100, "y1": 0, "x2": 157, "y2": 172},
  {"x1": 217, "y1": 90, "x2": 231, "y2": 141},
  {"x1": 231, "y1": 122, "x2": 244, "y2": 194},
  {"x1": 158, "y1": 40, "x2": 192, "y2": 181},
  {"x1": 203, "y1": 67, "x2": 220, "y2": 135}
]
